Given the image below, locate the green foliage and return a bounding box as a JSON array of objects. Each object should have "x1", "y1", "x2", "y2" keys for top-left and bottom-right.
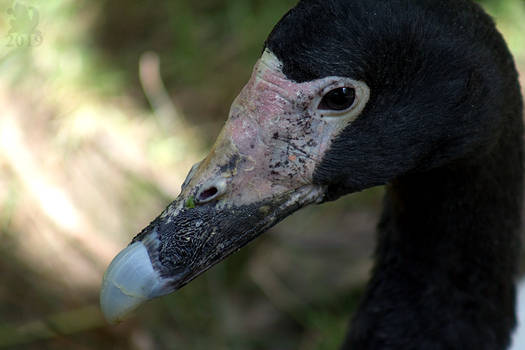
[{"x1": 185, "y1": 196, "x2": 195, "y2": 208}]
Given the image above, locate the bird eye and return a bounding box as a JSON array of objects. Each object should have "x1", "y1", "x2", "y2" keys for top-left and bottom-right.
[{"x1": 318, "y1": 87, "x2": 356, "y2": 111}]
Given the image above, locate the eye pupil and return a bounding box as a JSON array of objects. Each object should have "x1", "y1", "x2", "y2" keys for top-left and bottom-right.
[{"x1": 318, "y1": 87, "x2": 356, "y2": 111}]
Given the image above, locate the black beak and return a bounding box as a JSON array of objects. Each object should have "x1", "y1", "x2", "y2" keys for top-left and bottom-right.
[{"x1": 100, "y1": 163, "x2": 324, "y2": 323}]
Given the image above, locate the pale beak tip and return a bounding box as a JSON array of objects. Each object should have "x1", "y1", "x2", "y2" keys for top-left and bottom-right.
[
  {"x1": 99, "y1": 277, "x2": 147, "y2": 324},
  {"x1": 99, "y1": 241, "x2": 168, "y2": 324}
]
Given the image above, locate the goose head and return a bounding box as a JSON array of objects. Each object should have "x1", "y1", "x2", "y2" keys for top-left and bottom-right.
[{"x1": 100, "y1": 0, "x2": 522, "y2": 326}]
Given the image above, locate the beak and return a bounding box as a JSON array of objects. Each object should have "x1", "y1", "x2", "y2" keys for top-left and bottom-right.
[
  {"x1": 100, "y1": 49, "x2": 369, "y2": 323},
  {"x1": 100, "y1": 172, "x2": 324, "y2": 323}
]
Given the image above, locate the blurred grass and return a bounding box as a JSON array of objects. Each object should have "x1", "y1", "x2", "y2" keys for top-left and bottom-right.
[{"x1": 0, "y1": 0, "x2": 523, "y2": 349}]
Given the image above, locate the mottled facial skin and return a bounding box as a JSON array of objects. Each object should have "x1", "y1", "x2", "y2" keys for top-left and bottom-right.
[
  {"x1": 174, "y1": 49, "x2": 369, "y2": 210},
  {"x1": 100, "y1": 50, "x2": 370, "y2": 322}
]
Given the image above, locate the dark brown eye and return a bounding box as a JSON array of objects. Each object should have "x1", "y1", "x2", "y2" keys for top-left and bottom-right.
[{"x1": 318, "y1": 87, "x2": 356, "y2": 111}]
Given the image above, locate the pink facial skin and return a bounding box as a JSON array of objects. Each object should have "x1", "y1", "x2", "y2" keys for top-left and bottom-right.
[{"x1": 174, "y1": 49, "x2": 370, "y2": 211}]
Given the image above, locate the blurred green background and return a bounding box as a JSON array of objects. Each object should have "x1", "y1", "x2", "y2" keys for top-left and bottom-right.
[{"x1": 0, "y1": 0, "x2": 523, "y2": 349}]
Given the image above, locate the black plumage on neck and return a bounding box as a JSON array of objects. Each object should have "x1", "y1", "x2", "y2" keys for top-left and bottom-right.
[
  {"x1": 265, "y1": 0, "x2": 523, "y2": 348},
  {"x1": 345, "y1": 131, "x2": 523, "y2": 349}
]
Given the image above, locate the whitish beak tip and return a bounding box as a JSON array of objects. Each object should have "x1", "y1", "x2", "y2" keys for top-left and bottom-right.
[{"x1": 100, "y1": 241, "x2": 168, "y2": 324}]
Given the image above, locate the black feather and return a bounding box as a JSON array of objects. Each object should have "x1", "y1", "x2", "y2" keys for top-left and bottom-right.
[{"x1": 266, "y1": 0, "x2": 523, "y2": 349}]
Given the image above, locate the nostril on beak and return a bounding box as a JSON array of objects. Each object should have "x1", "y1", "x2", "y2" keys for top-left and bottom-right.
[
  {"x1": 198, "y1": 187, "x2": 218, "y2": 201},
  {"x1": 195, "y1": 178, "x2": 227, "y2": 204}
]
